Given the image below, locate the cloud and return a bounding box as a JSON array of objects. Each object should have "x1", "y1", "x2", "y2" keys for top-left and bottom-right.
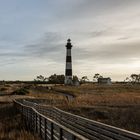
[
  {"x1": 74, "y1": 39, "x2": 140, "y2": 64},
  {"x1": 0, "y1": 0, "x2": 140, "y2": 80},
  {"x1": 23, "y1": 32, "x2": 66, "y2": 62}
]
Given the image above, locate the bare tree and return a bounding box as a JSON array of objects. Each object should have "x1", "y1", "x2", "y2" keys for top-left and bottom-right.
[
  {"x1": 130, "y1": 74, "x2": 140, "y2": 83},
  {"x1": 80, "y1": 76, "x2": 89, "y2": 84},
  {"x1": 34, "y1": 75, "x2": 48, "y2": 82},
  {"x1": 125, "y1": 77, "x2": 131, "y2": 83},
  {"x1": 93, "y1": 73, "x2": 103, "y2": 82}
]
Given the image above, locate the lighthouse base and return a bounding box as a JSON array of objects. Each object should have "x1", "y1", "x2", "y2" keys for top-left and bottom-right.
[{"x1": 65, "y1": 76, "x2": 73, "y2": 85}]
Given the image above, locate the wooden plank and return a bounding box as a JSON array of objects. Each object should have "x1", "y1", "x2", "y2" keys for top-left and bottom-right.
[
  {"x1": 56, "y1": 112, "x2": 132, "y2": 140},
  {"x1": 13, "y1": 99, "x2": 101, "y2": 140},
  {"x1": 54, "y1": 107, "x2": 140, "y2": 140}
]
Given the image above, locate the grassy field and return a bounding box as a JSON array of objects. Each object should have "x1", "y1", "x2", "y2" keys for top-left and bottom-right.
[
  {"x1": 0, "y1": 83, "x2": 42, "y2": 139},
  {"x1": 0, "y1": 84, "x2": 65, "y2": 140},
  {"x1": 52, "y1": 84, "x2": 140, "y2": 133},
  {"x1": 17, "y1": 83, "x2": 140, "y2": 133},
  {"x1": 0, "y1": 103, "x2": 40, "y2": 140},
  {"x1": 0, "y1": 83, "x2": 140, "y2": 134}
]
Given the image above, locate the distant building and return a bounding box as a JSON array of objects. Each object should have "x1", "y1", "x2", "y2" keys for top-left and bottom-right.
[
  {"x1": 73, "y1": 79, "x2": 80, "y2": 86},
  {"x1": 98, "y1": 77, "x2": 111, "y2": 85}
]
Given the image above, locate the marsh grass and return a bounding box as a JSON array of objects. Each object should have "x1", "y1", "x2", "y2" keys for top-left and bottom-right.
[
  {"x1": 52, "y1": 84, "x2": 140, "y2": 133},
  {"x1": 55, "y1": 83, "x2": 140, "y2": 95},
  {"x1": 21, "y1": 83, "x2": 140, "y2": 133},
  {"x1": 0, "y1": 103, "x2": 40, "y2": 140},
  {"x1": 1, "y1": 83, "x2": 139, "y2": 134}
]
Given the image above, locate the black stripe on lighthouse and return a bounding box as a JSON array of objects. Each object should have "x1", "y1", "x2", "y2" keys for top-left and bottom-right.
[
  {"x1": 66, "y1": 69, "x2": 72, "y2": 76},
  {"x1": 66, "y1": 56, "x2": 72, "y2": 62}
]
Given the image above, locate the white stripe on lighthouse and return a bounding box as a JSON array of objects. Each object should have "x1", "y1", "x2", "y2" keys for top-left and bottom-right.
[
  {"x1": 66, "y1": 62, "x2": 72, "y2": 69},
  {"x1": 67, "y1": 49, "x2": 71, "y2": 56}
]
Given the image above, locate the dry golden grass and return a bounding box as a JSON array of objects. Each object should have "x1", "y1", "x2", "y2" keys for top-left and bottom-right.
[
  {"x1": 27, "y1": 85, "x2": 68, "y2": 106},
  {"x1": 72, "y1": 92, "x2": 140, "y2": 106},
  {"x1": 1, "y1": 83, "x2": 140, "y2": 133},
  {"x1": 54, "y1": 84, "x2": 140, "y2": 106},
  {"x1": 28, "y1": 93, "x2": 68, "y2": 107},
  {"x1": 0, "y1": 84, "x2": 22, "y2": 94},
  {"x1": 0, "y1": 103, "x2": 40, "y2": 140},
  {"x1": 56, "y1": 83, "x2": 140, "y2": 94},
  {"x1": 53, "y1": 84, "x2": 140, "y2": 133}
]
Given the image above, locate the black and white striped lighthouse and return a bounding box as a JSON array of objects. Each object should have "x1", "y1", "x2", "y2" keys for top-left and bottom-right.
[{"x1": 65, "y1": 39, "x2": 73, "y2": 85}]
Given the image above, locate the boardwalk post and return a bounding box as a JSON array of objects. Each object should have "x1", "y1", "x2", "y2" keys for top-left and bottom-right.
[
  {"x1": 44, "y1": 118, "x2": 47, "y2": 140},
  {"x1": 50, "y1": 123, "x2": 53, "y2": 140},
  {"x1": 35, "y1": 113, "x2": 37, "y2": 133},
  {"x1": 26, "y1": 108, "x2": 28, "y2": 128},
  {"x1": 71, "y1": 135, "x2": 76, "y2": 140},
  {"x1": 28, "y1": 109, "x2": 30, "y2": 129},
  {"x1": 59, "y1": 128, "x2": 62, "y2": 140},
  {"x1": 31, "y1": 110, "x2": 33, "y2": 132},
  {"x1": 21, "y1": 106, "x2": 23, "y2": 122},
  {"x1": 30, "y1": 110, "x2": 32, "y2": 131},
  {"x1": 39, "y1": 115, "x2": 42, "y2": 138}
]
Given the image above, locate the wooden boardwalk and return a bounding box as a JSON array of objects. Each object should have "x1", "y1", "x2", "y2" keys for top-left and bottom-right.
[{"x1": 14, "y1": 99, "x2": 140, "y2": 140}]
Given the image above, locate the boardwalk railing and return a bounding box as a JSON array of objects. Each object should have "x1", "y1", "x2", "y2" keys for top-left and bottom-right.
[
  {"x1": 14, "y1": 99, "x2": 140, "y2": 140},
  {"x1": 14, "y1": 99, "x2": 88, "y2": 140}
]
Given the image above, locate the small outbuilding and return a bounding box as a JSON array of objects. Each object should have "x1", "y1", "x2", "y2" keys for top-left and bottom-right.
[{"x1": 98, "y1": 77, "x2": 111, "y2": 85}]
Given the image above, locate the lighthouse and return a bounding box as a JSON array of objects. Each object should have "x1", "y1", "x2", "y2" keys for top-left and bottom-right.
[{"x1": 65, "y1": 39, "x2": 73, "y2": 85}]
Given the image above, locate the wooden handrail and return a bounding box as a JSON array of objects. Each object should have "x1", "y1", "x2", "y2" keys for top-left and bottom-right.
[
  {"x1": 13, "y1": 99, "x2": 140, "y2": 140},
  {"x1": 13, "y1": 99, "x2": 88, "y2": 140}
]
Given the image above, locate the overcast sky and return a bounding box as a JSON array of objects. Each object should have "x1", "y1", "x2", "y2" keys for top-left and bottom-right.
[{"x1": 0, "y1": 0, "x2": 140, "y2": 81}]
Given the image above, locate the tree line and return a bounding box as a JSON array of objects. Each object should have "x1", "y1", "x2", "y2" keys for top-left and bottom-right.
[
  {"x1": 34, "y1": 73, "x2": 104, "y2": 84},
  {"x1": 34, "y1": 73, "x2": 140, "y2": 84}
]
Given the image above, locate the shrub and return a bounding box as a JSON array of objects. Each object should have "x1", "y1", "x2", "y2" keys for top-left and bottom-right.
[
  {"x1": 0, "y1": 87, "x2": 7, "y2": 91},
  {"x1": 12, "y1": 88, "x2": 29, "y2": 95}
]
